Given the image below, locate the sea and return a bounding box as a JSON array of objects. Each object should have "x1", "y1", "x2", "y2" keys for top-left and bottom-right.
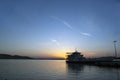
[{"x1": 0, "y1": 60, "x2": 120, "y2": 80}]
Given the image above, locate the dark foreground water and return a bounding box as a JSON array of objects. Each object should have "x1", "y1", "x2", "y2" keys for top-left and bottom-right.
[{"x1": 0, "y1": 60, "x2": 120, "y2": 80}]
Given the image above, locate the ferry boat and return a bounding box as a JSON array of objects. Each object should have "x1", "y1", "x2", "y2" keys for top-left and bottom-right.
[{"x1": 66, "y1": 50, "x2": 86, "y2": 63}]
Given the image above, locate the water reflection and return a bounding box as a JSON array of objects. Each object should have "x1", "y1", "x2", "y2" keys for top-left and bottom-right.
[
  {"x1": 97, "y1": 66, "x2": 120, "y2": 80},
  {"x1": 66, "y1": 63, "x2": 120, "y2": 80},
  {"x1": 116, "y1": 68, "x2": 120, "y2": 80},
  {"x1": 92, "y1": 65, "x2": 120, "y2": 80},
  {"x1": 66, "y1": 63, "x2": 84, "y2": 75}
]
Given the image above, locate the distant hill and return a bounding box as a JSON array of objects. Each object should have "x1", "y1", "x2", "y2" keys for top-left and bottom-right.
[
  {"x1": 0, "y1": 54, "x2": 65, "y2": 60},
  {"x1": 0, "y1": 54, "x2": 32, "y2": 59}
]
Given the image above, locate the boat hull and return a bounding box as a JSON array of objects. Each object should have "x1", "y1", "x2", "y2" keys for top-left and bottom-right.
[{"x1": 66, "y1": 60, "x2": 95, "y2": 64}]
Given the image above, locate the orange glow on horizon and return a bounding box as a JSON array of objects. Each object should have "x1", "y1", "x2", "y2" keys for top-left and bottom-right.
[
  {"x1": 41, "y1": 49, "x2": 70, "y2": 59},
  {"x1": 53, "y1": 53, "x2": 67, "y2": 59},
  {"x1": 34, "y1": 50, "x2": 67, "y2": 59}
]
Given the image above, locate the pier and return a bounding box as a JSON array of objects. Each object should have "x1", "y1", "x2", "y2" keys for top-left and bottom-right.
[{"x1": 66, "y1": 60, "x2": 120, "y2": 67}]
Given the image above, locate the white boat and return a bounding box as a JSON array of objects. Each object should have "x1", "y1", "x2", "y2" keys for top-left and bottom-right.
[{"x1": 66, "y1": 50, "x2": 85, "y2": 63}]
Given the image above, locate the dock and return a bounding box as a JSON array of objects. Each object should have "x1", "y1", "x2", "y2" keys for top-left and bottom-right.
[{"x1": 66, "y1": 60, "x2": 120, "y2": 67}]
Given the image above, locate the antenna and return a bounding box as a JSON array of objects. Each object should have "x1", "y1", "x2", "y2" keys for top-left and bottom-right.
[
  {"x1": 113, "y1": 40, "x2": 117, "y2": 58},
  {"x1": 75, "y1": 48, "x2": 77, "y2": 52}
]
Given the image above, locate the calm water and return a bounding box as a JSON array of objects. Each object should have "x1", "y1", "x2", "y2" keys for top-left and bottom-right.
[{"x1": 0, "y1": 60, "x2": 120, "y2": 80}]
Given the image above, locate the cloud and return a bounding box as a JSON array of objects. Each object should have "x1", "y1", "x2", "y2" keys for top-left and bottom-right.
[
  {"x1": 51, "y1": 16, "x2": 72, "y2": 29},
  {"x1": 80, "y1": 32, "x2": 92, "y2": 37},
  {"x1": 51, "y1": 39, "x2": 60, "y2": 46}
]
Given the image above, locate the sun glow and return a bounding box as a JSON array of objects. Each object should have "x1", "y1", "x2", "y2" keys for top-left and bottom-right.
[
  {"x1": 50, "y1": 52, "x2": 66, "y2": 59},
  {"x1": 48, "y1": 49, "x2": 71, "y2": 59}
]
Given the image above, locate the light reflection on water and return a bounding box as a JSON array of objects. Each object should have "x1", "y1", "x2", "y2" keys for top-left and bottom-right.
[{"x1": 0, "y1": 60, "x2": 120, "y2": 80}]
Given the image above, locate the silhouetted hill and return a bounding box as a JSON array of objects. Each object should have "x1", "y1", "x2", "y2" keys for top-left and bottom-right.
[
  {"x1": 0, "y1": 54, "x2": 32, "y2": 59},
  {"x1": 0, "y1": 54, "x2": 65, "y2": 60}
]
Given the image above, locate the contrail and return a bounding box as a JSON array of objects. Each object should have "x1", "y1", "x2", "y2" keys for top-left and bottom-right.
[
  {"x1": 51, "y1": 16, "x2": 72, "y2": 29},
  {"x1": 62, "y1": 21, "x2": 72, "y2": 29},
  {"x1": 80, "y1": 32, "x2": 92, "y2": 37},
  {"x1": 51, "y1": 16, "x2": 92, "y2": 37},
  {"x1": 51, "y1": 39, "x2": 60, "y2": 46}
]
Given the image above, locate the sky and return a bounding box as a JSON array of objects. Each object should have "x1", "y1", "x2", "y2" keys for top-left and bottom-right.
[{"x1": 0, "y1": 0, "x2": 120, "y2": 58}]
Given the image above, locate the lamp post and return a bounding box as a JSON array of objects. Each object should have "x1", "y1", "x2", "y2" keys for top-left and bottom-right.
[{"x1": 113, "y1": 40, "x2": 117, "y2": 58}]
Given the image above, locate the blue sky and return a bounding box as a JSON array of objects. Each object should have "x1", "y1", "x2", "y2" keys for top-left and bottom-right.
[{"x1": 0, "y1": 0, "x2": 120, "y2": 58}]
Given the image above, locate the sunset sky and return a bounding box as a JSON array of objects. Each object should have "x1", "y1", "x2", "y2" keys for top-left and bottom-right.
[{"x1": 0, "y1": 0, "x2": 120, "y2": 58}]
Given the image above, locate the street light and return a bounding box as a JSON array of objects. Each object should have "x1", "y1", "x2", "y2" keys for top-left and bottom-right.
[{"x1": 113, "y1": 40, "x2": 117, "y2": 58}]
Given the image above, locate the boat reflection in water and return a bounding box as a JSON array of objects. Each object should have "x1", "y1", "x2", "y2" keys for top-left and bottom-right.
[
  {"x1": 66, "y1": 63, "x2": 120, "y2": 80},
  {"x1": 66, "y1": 63, "x2": 84, "y2": 75}
]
